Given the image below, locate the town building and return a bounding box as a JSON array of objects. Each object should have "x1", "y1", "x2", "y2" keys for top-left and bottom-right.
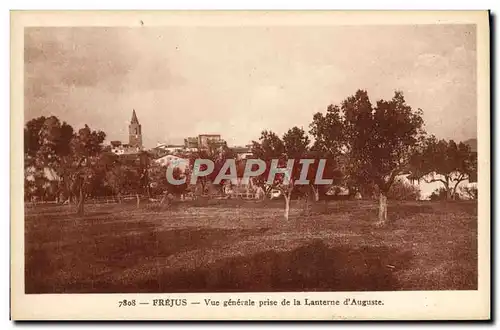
[
  {"x1": 183, "y1": 137, "x2": 199, "y2": 150},
  {"x1": 183, "y1": 134, "x2": 226, "y2": 150},
  {"x1": 230, "y1": 145, "x2": 253, "y2": 159},
  {"x1": 154, "y1": 154, "x2": 190, "y2": 171},
  {"x1": 110, "y1": 110, "x2": 144, "y2": 155},
  {"x1": 154, "y1": 143, "x2": 186, "y2": 155},
  {"x1": 129, "y1": 109, "x2": 143, "y2": 148}
]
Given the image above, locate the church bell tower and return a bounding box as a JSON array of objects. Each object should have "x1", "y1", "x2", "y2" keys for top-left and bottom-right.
[{"x1": 129, "y1": 109, "x2": 143, "y2": 148}]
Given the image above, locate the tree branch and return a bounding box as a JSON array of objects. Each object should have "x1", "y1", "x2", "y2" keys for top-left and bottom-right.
[
  {"x1": 423, "y1": 177, "x2": 447, "y2": 185},
  {"x1": 451, "y1": 173, "x2": 468, "y2": 194}
]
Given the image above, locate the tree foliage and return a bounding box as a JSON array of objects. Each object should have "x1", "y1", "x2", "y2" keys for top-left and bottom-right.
[
  {"x1": 409, "y1": 136, "x2": 477, "y2": 200},
  {"x1": 68, "y1": 125, "x2": 106, "y2": 214},
  {"x1": 309, "y1": 90, "x2": 425, "y2": 224},
  {"x1": 24, "y1": 116, "x2": 74, "y2": 202},
  {"x1": 24, "y1": 85, "x2": 473, "y2": 224},
  {"x1": 186, "y1": 140, "x2": 236, "y2": 196},
  {"x1": 251, "y1": 127, "x2": 311, "y2": 219}
]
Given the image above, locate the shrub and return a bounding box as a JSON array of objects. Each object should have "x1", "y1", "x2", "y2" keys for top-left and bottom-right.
[
  {"x1": 387, "y1": 178, "x2": 421, "y2": 201},
  {"x1": 459, "y1": 185, "x2": 478, "y2": 200},
  {"x1": 429, "y1": 187, "x2": 448, "y2": 201}
]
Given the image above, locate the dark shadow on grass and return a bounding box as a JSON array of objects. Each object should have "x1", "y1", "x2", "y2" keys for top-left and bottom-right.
[
  {"x1": 125, "y1": 239, "x2": 413, "y2": 293},
  {"x1": 386, "y1": 203, "x2": 439, "y2": 220},
  {"x1": 25, "y1": 227, "x2": 270, "y2": 293}
]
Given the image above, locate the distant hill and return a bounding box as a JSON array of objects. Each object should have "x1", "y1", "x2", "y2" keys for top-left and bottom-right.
[{"x1": 463, "y1": 138, "x2": 477, "y2": 153}]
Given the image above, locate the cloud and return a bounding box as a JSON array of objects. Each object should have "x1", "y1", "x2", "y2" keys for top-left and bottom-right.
[{"x1": 24, "y1": 25, "x2": 477, "y2": 148}]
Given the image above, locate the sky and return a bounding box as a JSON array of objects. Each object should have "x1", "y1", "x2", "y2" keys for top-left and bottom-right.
[{"x1": 24, "y1": 25, "x2": 477, "y2": 148}]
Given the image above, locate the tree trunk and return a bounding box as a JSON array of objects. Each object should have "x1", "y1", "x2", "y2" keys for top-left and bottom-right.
[
  {"x1": 284, "y1": 194, "x2": 291, "y2": 220},
  {"x1": 77, "y1": 184, "x2": 84, "y2": 215},
  {"x1": 259, "y1": 186, "x2": 268, "y2": 201},
  {"x1": 302, "y1": 192, "x2": 310, "y2": 217},
  {"x1": 160, "y1": 192, "x2": 167, "y2": 205},
  {"x1": 200, "y1": 181, "x2": 207, "y2": 197},
  {"x1": 312, "y1": 185, "x2": 320, "y2": 202},
  {"x1": 377, "y1": 192, "x2": 388, "y2": 225},
  {"x1": 446, "y1": 187, "x2": 452, "y2": 200},
  {"x1": 445, "y1": 176, "x2": 452, "y2": 200},
  {"x1": 451, "y1": 181, "x2": 462, "y2": 201}
]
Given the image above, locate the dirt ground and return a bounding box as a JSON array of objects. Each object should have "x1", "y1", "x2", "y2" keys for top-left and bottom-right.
[{"x1": 24, "y1": 199, "x2": 478, "y2": 293}]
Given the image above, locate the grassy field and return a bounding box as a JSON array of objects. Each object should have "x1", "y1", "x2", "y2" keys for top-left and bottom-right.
[{"x1": 24, "y1": 199, "x2": 477, "y2": 293}]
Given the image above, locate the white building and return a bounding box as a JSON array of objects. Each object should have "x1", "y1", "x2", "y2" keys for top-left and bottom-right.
[
  {"x1": 399, "y1": 173, "x2": 477, "y2": 200},
  {"x1": 154, "y1": 154, "x2": 190, "y2": 171},
  {"x1": 154, "y1": 143, "x2": 186, "y2": 155}
]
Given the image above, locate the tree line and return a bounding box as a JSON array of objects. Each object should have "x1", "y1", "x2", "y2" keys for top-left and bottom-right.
[{"x1": 24, "y1": 89, "x2": 477, "y2": 225}]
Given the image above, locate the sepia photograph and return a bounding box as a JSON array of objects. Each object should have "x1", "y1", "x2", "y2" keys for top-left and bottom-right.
[{"x1": 10, "y1": 10, "x2": 490, "y2": 320}]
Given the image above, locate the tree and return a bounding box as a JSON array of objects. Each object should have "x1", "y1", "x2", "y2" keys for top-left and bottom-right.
[
  {"x1": 24, "y1": 116, "x2": 47, "y2": 158},
  {"x1": 299, "y1": 149, "x2": 343, "y2": 202},
  {"x1": 166, "y1": 167, "x2": 189, "y2": 197},
  {"x1": 251, "y1": 128, "x2": 311, "y2": 220},
  {"x1": 280, "y1": 127, "x2": 310, "y2": 219},
  {"x1": 250, "y1": 130, "x2": 286, "y2": 199},
  {"x1": 208, "y1": 141, "x2": 237, "y2": 195},
  {"x1": 309, "y1": 105, "x2": 346, "y2": 201},
  {"x1": 186, "y1": 141, "x2": 236, "y2": 197},
  {"x1": 69, "y1": 125, "x2": 106, "y2": 215},
  {"x1": 135, "y1": 151, "x2": 153, "y2": 203},
  {"x1": 148, "y1": 162, "x2": 170, "y2": 198},
  {"x1": 409, "y1": 136, "x2": 477, "y2": 200},
  {"x1": 91, "y1": 151, "x2": 118, "y2": 198},
  {"x1": 309, "y1": 105, "x2": 344, "y2": 157},
  {"x1": 24, "y1": 116, "x2": 74, "y2": 202},
  {"x1": 105, "y1": 163, "x2": 142, "y2": 206},
  {"x1": 325, "y1": 90, "x2": 425, "y2": 225},
  {"x1": 104, "y1": 151, "x2": 152, "y2": 207},
  {"x1": 460, "y1": 185, "x2": 478, "y2": 200},
  {"x1": 148, "y1": 157, "x2": 190, "y2": 204}
]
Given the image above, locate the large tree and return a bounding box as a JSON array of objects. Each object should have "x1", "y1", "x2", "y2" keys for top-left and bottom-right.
[
  {"x1": 24, "y1": 116, "x2": 74, "y2": 202},
  {"x1": 187, "y1": 140, "x2": 236, "y2": 197},
  {"x1": 309, "y1": 107, "x2": 346, "y2": 201},
  {"x1": 251, "y1": 128, "x2": 311, "y2": 220},
  {"x1": 302, "y1": 150, "x2": 343, "y2": 202},
  {"x1": 409, "y1": 136, "x2": 477, "y2": 200},
  {"x1": 208, "y1": 141, "x2": 237, "y2": 195},
  {"x1": 103, "y1": 153, "x2": 140, "y2": 206},
  {"x1": 91, "y1": 151, "x2": 119, "y2": 199},
  {"x1": 69, "y1": 125, "x2": 106, "y2": 215},
  {"x1": 313, "y1": 90, "x2": 425, "y2": 225},
  {"x1": 148, "y1": 161, "x2": 189, "y2": 204},
  {"x1": 24, "y1": 116, "x2": 47, "y2": 158},
  {"x1": 280, "y1": 127, "x2": 310, "y2": 219},
  {"x1": 250, "y1": 130, "x2": 286, "y2": 198},
  {"x1": 344, "y1": 90, "x2": 425, "y2": 225}
]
